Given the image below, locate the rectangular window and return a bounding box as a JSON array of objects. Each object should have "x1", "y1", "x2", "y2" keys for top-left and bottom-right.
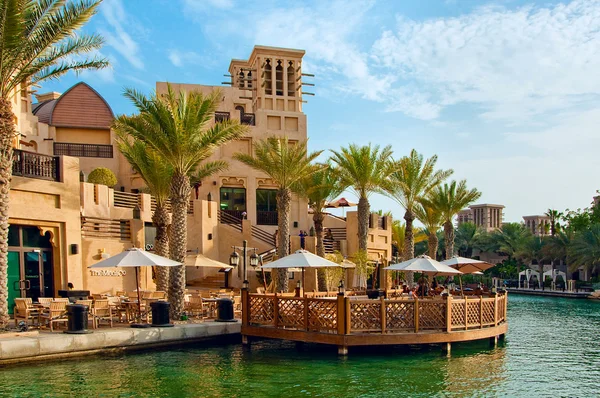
[
  {"x1": 256, "y1": 189, "x2": 277, "y2": 225},
  {"x1": 220, "y1": 188, "x2": 246, "y2": 211}
]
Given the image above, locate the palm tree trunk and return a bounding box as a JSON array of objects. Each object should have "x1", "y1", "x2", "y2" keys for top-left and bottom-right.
[
  {"x1": 314, "y1": 210, "x2": 327, "y2": 291},
  {"x1": 538, "y1": 262, "x2": 544, "y2": 290},
  {"x1": 0, "y1": 98, "x2": 15, "y2": 328},
  {"x1": 276, "y1": 188, "x2": 291, "y2": 293},
  {"x1": 152, "y1": 202, "x2": 170, "y2": 293},
  {"x1": 168, "y1": 172, "x2": 191, "y2": 319},
  {"x1": 357, "y1": 195, "x2": 369, "y2": 251},
  {"x1": 444, "y1": 220, "x2": 455, "y2": 260},
  {"x1": 403, "y1": 209, "x2": 415, "y2": 285},
  {"x1": 428, "y1": 233, "x2": 439, "y2": 260}
]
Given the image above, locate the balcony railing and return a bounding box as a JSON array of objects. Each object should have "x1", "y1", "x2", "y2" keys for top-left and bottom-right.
[
  {"x1": 12, "y1": 149, "x2": 60, "y2": 181},
  {"x1": 221, "y1": 209, "x2": 246, "y2": 220},
  {"x1": 241, "y1": 113, "x2": 255, "y2": 126},
  {"x1": 54, "y1": 142, "x2": 113, "y2": 158},
  {"x1": 257, "y1": 211, "x2": 277, "y2": 226},
  {"x1": 215, "y1": 111, "x2": 230, "y2": 123}
]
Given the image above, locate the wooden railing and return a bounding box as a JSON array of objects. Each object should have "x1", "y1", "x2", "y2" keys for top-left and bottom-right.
[
  {"x1": 244, "y1": 292, "x2": 507, "y2": 335},
  {"x1": 215, "y1": 111, "x2": 230, "y2": 122},
  {"x1": 217, "y1": 209, "x2": 242, "y2": 232},
  {"x1": 257, "y1": 211, "x2": 277, "y2": 225},
  {"x1": 12, "y1": 149, "x2": 60, "y2": 181},
  {"x1": 54, "y1": 142, "x2": 113, "y2": 158},
  {"x1": 150, "y1": 196, "x2": 172, "y2": 213},
  {"x1": 221, "y1": 209, "x2": 245, "y2": 220},
  {"x1": 328, "y1": 228, "x2": 346, "y2": 241},
  {"x1": 252, "y1": 225, "x2": 275, "y2": 246},
  {"x1": 81, "y1": 217, "x2": 131, "y2": 240},
  {"x1": 241, "y1": 113, "x2": 255, "y2": 126},
  {"x1": 113, "y1": 191, "x2": 140, "y2": 209},
  {"x1": 324, "y1": 239, "x2": 341, "y2": 254}
]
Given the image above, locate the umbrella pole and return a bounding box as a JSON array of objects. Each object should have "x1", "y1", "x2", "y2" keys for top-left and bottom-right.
[
  {"x1": 135, "y1": 266, "x2": 143, "y2": 323},
  {"x1": 459, "y1": 275, "x2": 464, "y2": 298},
  {"x1": 302, "y1": 269, "x2": 305, "y2": 297}
]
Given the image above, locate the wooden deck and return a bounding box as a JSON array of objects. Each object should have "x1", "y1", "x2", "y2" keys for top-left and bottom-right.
[{"x1": 241, "y1": 291, "x2": 508, "y2": 355}]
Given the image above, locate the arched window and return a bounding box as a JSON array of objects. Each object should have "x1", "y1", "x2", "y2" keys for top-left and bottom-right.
[
  {"x1": 238, "y1": 71, "x2": 245, "y2": 89},
  {"x1": 287, "y1": 61, "x2": 295, "y2": 97},
  {"x1": 275, "y1": 60, "x2": 283, "y2": 96},
  {"x1": 235, "y1": 105, "x2": 244, "y2": 120},
  {"x1": 264, "y1": 59, "x2": 272, "y2": 95}
]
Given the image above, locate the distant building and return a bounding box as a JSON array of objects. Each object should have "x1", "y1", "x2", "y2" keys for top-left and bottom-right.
[
  {"x1": 457, "y1": 204, "x2": 504, "y2": 232},
  {"x1": 522, "y1": 215, "x2": 550, "y2": 236}
]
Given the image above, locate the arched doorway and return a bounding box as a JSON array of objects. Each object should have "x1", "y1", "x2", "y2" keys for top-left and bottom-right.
[{"x1": 7, "y1": 225, "x2": 54, "y2": 312}]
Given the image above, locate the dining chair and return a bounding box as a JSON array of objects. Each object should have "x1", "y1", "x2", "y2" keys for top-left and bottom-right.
[{"x1": 39, "y1": 301, "x2": 68, "y2": 332}]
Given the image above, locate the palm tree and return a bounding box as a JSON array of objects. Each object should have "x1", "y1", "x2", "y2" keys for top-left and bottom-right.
[
  {"x1": 0, "y1": 0, "x2": 108, "y2": 328},
  {"x1": 235, "y1": 137, "x2": 323, "y2": 292},
  {"x1": 301, "y1": 165, "x2": 342, "y2": 291},
  {"x1": 455, "y1": 222, "x2": 480, "y2": 258},
  {"x1": 517, "y1": 236, "x2": 547, "y2": 289},
  {"x1": 115, "y1": 137, "x2": 172, "y2": 293},
  {"x1": 388, "y1": 150, "x2": 452, "y2": 261},
  {"x1": 414, "y1": 201, "x2": 443, "y2": 259},
  {"x1": 569, "y1": 225, "x2": 600, "y2": 274},
  {"x1": 545, "y1": 209, "x2": 563, "y2": 236},
  {"x1": 330, "y1": 144, "x2": 396, "y2": 252},
  {"x1": 429, "y1": 180, "x2": 481, "y2": 259},
  {"x1": 491, "y1": 222, "x2": 531, "y2": 276},
  {"x1": 115, "y1": 85, "x2": 247, "y2": 318}
]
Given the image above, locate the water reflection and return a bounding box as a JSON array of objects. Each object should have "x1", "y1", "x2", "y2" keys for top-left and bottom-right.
[{"x1": 443, "y1": 346, "x2": 507, "y2": 396}]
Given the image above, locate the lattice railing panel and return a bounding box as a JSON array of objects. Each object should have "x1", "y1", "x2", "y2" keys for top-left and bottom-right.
[
  {"x1": 308, "y1": 299, "x2": 337, "y2": 332},
  {"x1": 466, "y1": 300, "x2": 480, "y2": 326},
  {"x1": 278, "y1": 298, "x2": 304, "y2": 329},
  {"x1": 482, "y1": 300, "x2": 495, "y2": 325},
  {"x1": 386, "y1": 301, "x2": 414, "y2": 331},
  {"x1": 451, "y1": 301, "x2": 466, "y2": 328},
  {"x1": 498, "y1": 296, "x2": 506, "y2": 322},
  {"x1": 249, "y1": 295, "x2": 275, "y2": 325},
  {"x1": 419, "y1": 301, "x2": 446, "y2": 329},
  {"x1": 350, "y1": 301, "x2": 381, "y2": 332}
]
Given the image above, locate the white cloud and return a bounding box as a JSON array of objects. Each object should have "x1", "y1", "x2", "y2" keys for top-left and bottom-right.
[
  {"x1": 183, "y1": 0, "x2": 234, "y2": 12},
  {"x1": 167, "y1": 49, "x2": 208, "y2": 68},
  {"x1": 371, "y1": 0, "x2": 600, "y2": 121},
  {"x1": 100, "y1": 0, "x2": 144, "y2": 70}
]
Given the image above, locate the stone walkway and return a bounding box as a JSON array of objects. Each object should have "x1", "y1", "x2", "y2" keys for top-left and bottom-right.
[{"x1": 0, "y1": 322, "x2": 241, "y2": 365}]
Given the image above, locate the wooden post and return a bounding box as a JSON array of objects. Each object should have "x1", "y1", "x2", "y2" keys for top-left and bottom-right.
[
  {"x1": 304, "y1": 296, "x2": 309, "y2": 331},
  {"x1": 446, "y1": 295, "x2": 452, "y2": 332},
  {"x1": 504, "y1": 292, "x2": 508, "y2": 321},
  {"x1": 241, "y1": 289, "x2": 249, "y2": 327},
  {"x1": 338, "y1": 345, "x2": 349, "y2": 356},
  {"x1": 337, "y1": 294, "x2": 345, "y2": 335},
  {"x1": 414, "y1": 297, "x2": 419, "y2": 333},
  {"x1": 345, "y1": 297, "x2": 351, "y2": 334},
  {"x1": 380, "y1": 297, "x2": 386, "y2": 334},
  {"x1": 494, "y1": 293, "x2": 498, "y2": 326},
  {"x1": 442, "y1": 342, "x2": 451, "y2": 356},
  {"x1": 273, "y1": 295, "x2": 279, "y2": 328},
  {"x1": 490, "y1": 335, "x2": 498, "y2": 347},
  {"x1": 479, "y1": 296, "x2": 483, "y2": 329},
  {"x1": 464, "y1": 298, "x2": 468, "y2": 330}
]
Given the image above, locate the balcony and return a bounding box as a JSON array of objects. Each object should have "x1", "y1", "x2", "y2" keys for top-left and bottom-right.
[
  {"x1": 257, "y1": 211, "x2": 277, "y2": 225},
  {"x1": 12, "y1": 149, "x2": 60, "y2": 181},
  {"x1": 54, "y1": 142, "x2": 113, "y2": 158},
  {"x1": 241, "y1": 113, "x2": 255, "y2": 126},
  {"x1": 215, "y1": 111, "x2": 230, "y2": 123}
]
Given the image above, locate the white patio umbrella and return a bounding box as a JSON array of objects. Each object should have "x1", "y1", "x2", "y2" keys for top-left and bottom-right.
[
  {"x1": 385, "y1": 255, "x2": 463, "y2": 276},
  {"x1": 325, "y1": 197, "x2": 358, "y2": 216},
  {"x1": 185, "y1": 253, "x2": 234, "y2": 269},
  {"x1": 260, "y1": 249, "x2": 341, "y2": 295},
  {"x1": 89, "y1": 248, "x2": 181, "y2": 320},
  {"x1": 441, "y1": 256, "x2": 495, "y2": 274}
]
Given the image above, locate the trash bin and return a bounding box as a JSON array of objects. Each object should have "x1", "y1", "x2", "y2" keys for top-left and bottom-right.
[
  {"x1": 64, "y1": 304, "x2": 91, "y2": 334},
  {"x1": 151, "y1": 301, "x2": 172, "y2": 327},
  {"x1": 216, "y1": 298, "x2": 236, "y2": 322}
]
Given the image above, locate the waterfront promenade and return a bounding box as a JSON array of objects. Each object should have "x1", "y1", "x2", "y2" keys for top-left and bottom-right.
[
  {"x1": 506, "y1": 288, "x2": 592, "y2": 299},
  {"x1": 0, "y1": 322, "x2": 240, "y2": 365}
]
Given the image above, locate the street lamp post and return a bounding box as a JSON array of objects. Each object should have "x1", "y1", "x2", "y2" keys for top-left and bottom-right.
[{"x1": 229, "y1": 240, "x2": 260, "y2": 290}]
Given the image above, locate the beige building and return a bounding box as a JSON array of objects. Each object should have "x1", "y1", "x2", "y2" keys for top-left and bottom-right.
[
  {"x1": 522, "y1": 215, "x2": 550, "y2": 236},
  {"x1": 457, "y1": 204, "x2": 504, "y2": 232},
  {"x1": 5, "y1": 45, "x2": 392, "y2": 312}
]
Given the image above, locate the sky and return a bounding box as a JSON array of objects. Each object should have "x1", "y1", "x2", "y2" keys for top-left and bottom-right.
[{"x1": 39, "y1": 0, "x2": 600, "y2": 223}]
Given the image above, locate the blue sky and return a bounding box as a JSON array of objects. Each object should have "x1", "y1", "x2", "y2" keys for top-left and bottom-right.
[{"x1": 40, "y1": 0, "x2": 600, "y2": 223}]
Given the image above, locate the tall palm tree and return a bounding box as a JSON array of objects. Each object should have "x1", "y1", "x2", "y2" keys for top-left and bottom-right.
[
  {"x1": 517, "y1": 235, "x2": 547, "y2": 289},
  {"x1": 545, "y1": 209, "x2": 563, "y2": 236},
  {"x1": 235, "y1": 137, "x2": 323, "y2": 292},
  {"x1": 330, "y1": 144, "x2": 396, "y2": 252},
  {"x1": 301, "y1": 165, "x2": 342, "y2": 291},
  {"x1": 0, "y1": 0, "x2": 108, "y2": 327},
  {"x1": 388, "y1": 150, "x2": 452, "y2": 261},
  {"x1": 429, "y1": 180, "x2": 481, "y2": 259},
  {"x1": 569, "y1": 224, "x2": 600, "y2": 274},
  {"x1": 115, "y1": 85, "x2": 247, "y2": 318},
  {"x1": 491, "y1": 222, "x2": 531, "y2": 276},
  {"x1": 115, "y1": 137, "x2": 172, "y2": 293},
  {"x1": 414, "y1": 201, "x2": 443, "y2": 259},
  {"x1": 455, "y1": 222, "x2": 480, "y2": 258}
]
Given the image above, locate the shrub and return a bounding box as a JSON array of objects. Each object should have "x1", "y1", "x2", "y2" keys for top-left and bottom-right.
[{"x1": 87, "y1": 167, "x2": 117, "y2": 187}]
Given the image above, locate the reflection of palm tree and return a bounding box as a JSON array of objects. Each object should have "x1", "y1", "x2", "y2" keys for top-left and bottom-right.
[
  {"x1": 388, "y1": 149, "x2": 452, "y2": 261},
  {"x1": 0, "y1": 0, "x2": 108, "y2": 328},
  {"x1": 430, "y1": 180, "x2": 481, "y2": 259},
  {"x1": 116, "y1": 85, "x2": 247, "y2": 317},
  {"x1": 116, "y1": 138, "x2": 172, "y2": 292},
  {"x1": 330, "y1": 144, "x2": 396, "y2": 252},
  {"x1": 235, "y1": 137, "x2": 322, "y2": 292}
]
